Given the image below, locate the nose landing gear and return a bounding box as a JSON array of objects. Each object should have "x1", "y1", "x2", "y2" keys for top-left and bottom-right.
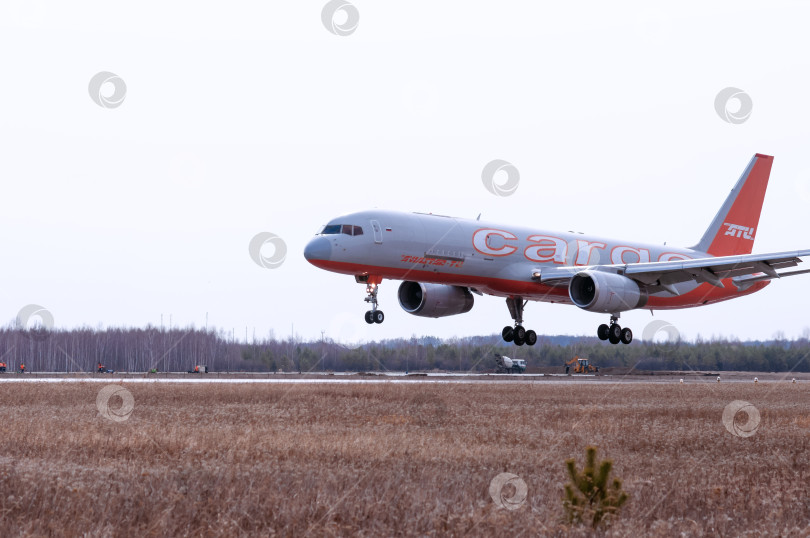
[
  {"x1": 501, "y1": 296, "x2": 537, "y2": 346},
  {"x1": 597, "y1": 314, "x2": 632, "y2": 345},
  {"x1": 361, "y1": 277, "x2": 384, "y2": 324}
]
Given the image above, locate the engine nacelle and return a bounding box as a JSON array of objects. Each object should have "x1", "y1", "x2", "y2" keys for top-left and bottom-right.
[
  {"x1": 568, "y1": 271, "x2": 648, "y2": 313},
  {"x1": 397, "y1": 281, "x2": 474, "y2": 318}
]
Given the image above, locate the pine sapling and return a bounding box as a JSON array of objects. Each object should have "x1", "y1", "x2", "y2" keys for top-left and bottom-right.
[{"x1": 563, "y1": 446, "x2": 628, "y2": 528}]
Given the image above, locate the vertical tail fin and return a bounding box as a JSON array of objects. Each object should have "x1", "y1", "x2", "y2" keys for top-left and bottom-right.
[{"x1": 691, "y1": 154, "x2": 773, "y2": 257}]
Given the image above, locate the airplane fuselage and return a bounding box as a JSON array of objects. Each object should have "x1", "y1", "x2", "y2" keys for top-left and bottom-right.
[{"x1": 304, "y1": 210, "x2": 768, "y2": 310}]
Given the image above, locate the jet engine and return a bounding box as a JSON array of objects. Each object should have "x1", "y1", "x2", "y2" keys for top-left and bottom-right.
[
  {"x1": 397, "y1": 281, "x2": 474, "y2": 318},
  {"x1": 568, "y1": 271, "x2": 648, "y2": 313}
]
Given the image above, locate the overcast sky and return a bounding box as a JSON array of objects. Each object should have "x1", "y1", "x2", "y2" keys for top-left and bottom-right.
[{"x1": 1, "y1": 1, "x2": 809, "y2": 346}]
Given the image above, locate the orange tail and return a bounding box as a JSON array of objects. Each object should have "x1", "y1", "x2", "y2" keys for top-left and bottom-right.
[{"x1": 691, "y1": 154, "x2": 773, "y2": 257}]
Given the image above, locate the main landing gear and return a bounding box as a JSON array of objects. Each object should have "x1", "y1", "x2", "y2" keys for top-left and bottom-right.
[
  {"x1": 597, "y1": 314, "x2": 633, "y2": 345},
  {"x1": 501, "y1": 296, "x2": 537, "y2": 346},
  {"x1": 362, "y1": 279, "x2": 384, "y2": 324}
]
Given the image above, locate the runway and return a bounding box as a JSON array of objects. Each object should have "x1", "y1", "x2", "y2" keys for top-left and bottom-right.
[
  {"x1": 0, "y1": 375, "x2": 615, "y2": 385},
  {"x1": 0, "y1": 373, "x2": 795, "y2": 385}
]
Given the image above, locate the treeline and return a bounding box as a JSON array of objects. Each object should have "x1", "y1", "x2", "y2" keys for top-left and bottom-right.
[
  {"x1": 1, "y1": 326, "x2": 809, "y2": 373},
  {"x1": 1, "y1": 326, "x2": 249, "y2": 373}
]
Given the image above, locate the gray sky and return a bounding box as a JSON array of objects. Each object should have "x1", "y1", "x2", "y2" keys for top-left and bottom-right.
[{"x1": 2, "y1": 1, "x2": 809, "y2": 345}]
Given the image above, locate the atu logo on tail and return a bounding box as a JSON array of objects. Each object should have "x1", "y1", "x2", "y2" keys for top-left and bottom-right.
[{"x1": 724, "y1": 223, "x2": 755, "y2": 240}]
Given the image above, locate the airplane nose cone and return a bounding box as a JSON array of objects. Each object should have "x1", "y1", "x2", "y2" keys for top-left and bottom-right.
[{"x1": 304, "y1": 237, "x2": 331, "y2": 263}]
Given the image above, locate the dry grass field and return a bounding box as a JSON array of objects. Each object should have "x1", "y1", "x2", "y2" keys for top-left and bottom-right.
[{"x1": 1, "y1": 381, "x2": 809, "y2": 536}]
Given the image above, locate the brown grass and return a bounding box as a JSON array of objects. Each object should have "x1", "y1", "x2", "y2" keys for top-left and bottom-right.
[{"x1": 0, "y1": 381, "x2": 809, "y2": 536}]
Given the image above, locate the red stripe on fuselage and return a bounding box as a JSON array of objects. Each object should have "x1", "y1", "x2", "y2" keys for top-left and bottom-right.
[{"x1": 308, "y1": 259, "x2": 769, "y2": 310}]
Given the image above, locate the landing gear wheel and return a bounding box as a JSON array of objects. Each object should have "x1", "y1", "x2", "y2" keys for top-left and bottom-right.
[
  {"x1": 502, "y1": 326, "x2": 514, "y2": 343},
  {"x1": 597, "y1": 324, "x2": 610, "y2": 341},
  {"x1": 363, "y1": 280, "x2": 382, "y2": 325},
  {"x1": 504, "y1": 297, "x2": 535, "y2": 347},
  {"x1": 620, "y1": 327, "x2": 633, "y2": 345},
  {"x1": 608, "y1": 324, "x2": 622, "y2": 345}
]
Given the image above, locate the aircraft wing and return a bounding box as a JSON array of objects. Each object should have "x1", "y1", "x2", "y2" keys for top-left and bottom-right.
[{"x1": 533, "y1": 249, "x2": 810, "y2": 295}]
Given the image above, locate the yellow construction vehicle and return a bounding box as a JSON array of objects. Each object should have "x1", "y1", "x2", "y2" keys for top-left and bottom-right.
[{"x1": 565, "y1": 356, "x2": 598, "y2": 374}]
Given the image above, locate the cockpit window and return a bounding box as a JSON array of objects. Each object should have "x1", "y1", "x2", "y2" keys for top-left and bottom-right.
[
  {"x1": 342, "y1": 225, "x2": 363, "y2": 236},
  {"x1": 319, "y1": 224, "x2": 364, "y2": 236},
  {"x1": 320, "y1": 224, "x2": 341, "y2": 235}
]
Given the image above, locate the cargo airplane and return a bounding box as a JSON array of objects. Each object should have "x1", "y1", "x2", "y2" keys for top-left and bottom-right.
[{"x1": 304, "y1": 154, "x2": 810, "y2": 346}]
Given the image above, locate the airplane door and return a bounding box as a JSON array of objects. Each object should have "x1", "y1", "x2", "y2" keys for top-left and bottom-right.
[{"x1": 370, "y1": 220, "x2": 383, "y2": 244}]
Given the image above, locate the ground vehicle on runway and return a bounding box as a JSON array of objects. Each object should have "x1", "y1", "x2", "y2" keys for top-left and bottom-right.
[
  {"x1": 565, "y1": 356, "x2": 598, "y2": 374},
  {"x1": 494, "y1": 354, "x2": 526, "y2": 373}
]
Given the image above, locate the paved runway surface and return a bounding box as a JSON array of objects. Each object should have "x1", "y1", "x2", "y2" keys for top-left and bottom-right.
[{"x1": 0, "y1": 373, "x2": 799, "y2": 385}]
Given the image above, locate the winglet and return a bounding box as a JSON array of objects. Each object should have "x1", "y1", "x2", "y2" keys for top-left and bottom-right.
[{"x1": 691, "y1": 154, "x2": 773, "y2": 257}]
